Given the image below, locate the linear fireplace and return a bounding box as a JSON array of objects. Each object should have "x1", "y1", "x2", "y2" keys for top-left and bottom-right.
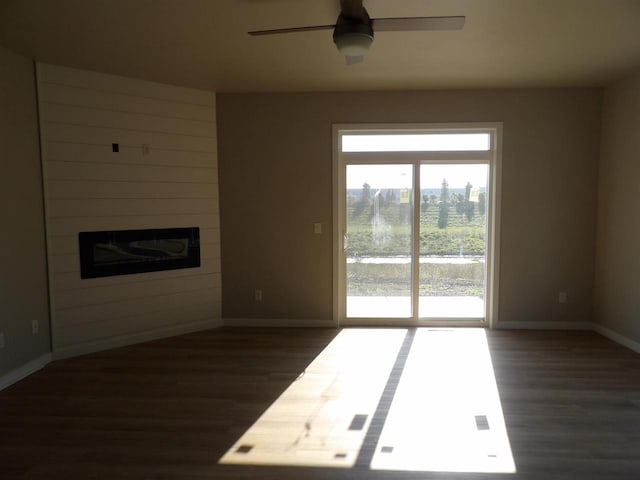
[{"x1": 79, "y1": 227, "x2": 200, "y2": 279}]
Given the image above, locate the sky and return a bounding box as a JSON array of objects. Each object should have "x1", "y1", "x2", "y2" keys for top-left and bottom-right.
[{"x1": 342, "y1": 134, "x2": 490, "y2": 153}]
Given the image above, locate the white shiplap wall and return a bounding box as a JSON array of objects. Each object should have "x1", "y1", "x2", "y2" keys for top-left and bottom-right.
[{"x1": 36, "y1": 64, "x2": 221, "y2": 356}]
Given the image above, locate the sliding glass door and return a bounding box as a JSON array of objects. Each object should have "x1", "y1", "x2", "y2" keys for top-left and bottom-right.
[
  {"x1": 334, "y1": 125, "x2": 500, "y2": 325},
  {"x1": 346, "y1": 164, "x2": 414, "y2": 318},
  {"x1": 418, "y1": 164, "x2": 488, "y2": 319}
]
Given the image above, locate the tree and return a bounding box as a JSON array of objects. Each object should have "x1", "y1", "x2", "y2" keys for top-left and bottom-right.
[
  {"x1": 438, "y1": 179, "x2": 450, "y2": 229},
  {"x1": 361, "y1": 182, "x2": 371, "y2": 204},
  {"x1": 464, "y1": 181, "x2": 475, "y2": 222},
  {"x1": 422, "y1": 194, "x2": 430, "y2": 211},
  {"x1": 353, "y1": 182, "x2": 372, "y2": 217}
]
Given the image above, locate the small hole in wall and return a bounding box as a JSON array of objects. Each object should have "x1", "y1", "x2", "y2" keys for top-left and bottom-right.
[{"x1": 112, "y1": 143, "x2": 119, "y2": 153}]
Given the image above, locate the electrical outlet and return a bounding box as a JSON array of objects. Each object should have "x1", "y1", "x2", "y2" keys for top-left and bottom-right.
[
  {"x1": 314, "y1": 222, "x2": 322, "y2": 234},
  {"x1": 0, "y1": 332, "x2": 5, "y2": 349},
  {"x1": 255, "y1": 289, "x2": 263, "y2": 302},
  {"x1": 559, "y1": 291, "x2": 567, "y2": 304},
  {"x1": 31, "y1": 319, "x2": 39, "y2": 335}
]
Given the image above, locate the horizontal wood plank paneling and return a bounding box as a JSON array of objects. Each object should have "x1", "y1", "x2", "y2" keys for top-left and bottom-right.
[
  {"x1": 52, "y1": 256, "x2": 222, "y2": 293},
  {"x1": 38, "y1": 63, "x2": 214, "y2": 106},
  {"x1": 46, "y1": 123, "x2": 217, "y2": 152},
  {"x1": 38, "y1": 63, "x2": 221, "y2": 353},
  {"x1": 46, "y1": 142, "x2": 216, "y2": 167},
  {"x1": 55, "y1": 288, "x2": 220, "y2": 329},
  {"x1": 39, "y1": 83, "x2": 215, "y2": 122},
  {"x1": 48, "y1": 215, "x2": 218, "y2": 236},
  {"x1": 47, "y1": 161, "x2": 217, "y2": 183},
  {"x1": 48, "y1": 180, "x2": 219, "y2": 200},
  {"x1": 48, "y1": 198, "x2": 219, "y2": 218},
  {"x1": 55, "y1": 274, "x2": 221, "y2": 310},
  {"x1": 43, "y1": 103, "x2": 216, "y2": 138},
  {"x1": 55, "y1": 301, "x2": 221, "y2": 348}
]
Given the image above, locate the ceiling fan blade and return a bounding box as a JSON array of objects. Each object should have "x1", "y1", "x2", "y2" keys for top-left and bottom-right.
[
  {"x1": 372, "y1": 16, "x2": 465, "y2": 32},
  {"x1": 345, "y1": 55, "x2": 365, "y2": 65},
  {"x1": 249, "y1": 24, "x2": 335, "y2": 36}
]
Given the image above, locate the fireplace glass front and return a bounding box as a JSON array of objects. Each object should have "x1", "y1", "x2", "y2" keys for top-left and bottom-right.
[{"x1": 79, "y1": 227, "x2": 200, "y2": 279}]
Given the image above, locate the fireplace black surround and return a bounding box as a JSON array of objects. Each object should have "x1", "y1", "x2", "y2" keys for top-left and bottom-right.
[{"x1": 79, "y1": 227, "x2": 200, "y2": 279}]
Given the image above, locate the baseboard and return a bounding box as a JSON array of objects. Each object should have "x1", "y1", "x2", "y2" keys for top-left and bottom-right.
[
  {"x1": 53, "y1": 318, "x2": 223, "y2": 360},
  {"x1": 223, "y1": 318, "x2": 337, "y2": 328},
  {"x1": 0, "y1": 353, "x2": 52, "y2": 391},
  {"x1": 494, "y1": 320, "x2": 594, "y2": 330},
  {"x1": 593, "y1": 323, "x2": 640, "y2": 354}
]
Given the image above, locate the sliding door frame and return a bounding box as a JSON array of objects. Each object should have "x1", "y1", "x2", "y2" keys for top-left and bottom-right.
[{"x1": 332, "y1": 123, "x2": 503, "y2": 328}]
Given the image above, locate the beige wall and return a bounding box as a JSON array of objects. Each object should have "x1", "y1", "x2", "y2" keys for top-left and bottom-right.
[
  {"x1": 0, "y1": 47, "x2": 51, "y2": 377},
  {"x1": 595, "y1": 71, "x2": 640, "y2": 344},
  {"x1": 37, "y1": 64, "x2": 222, "y2": 356},
  {"x1": 218, "y1": 89, "x2": 602, "y2": 324}
]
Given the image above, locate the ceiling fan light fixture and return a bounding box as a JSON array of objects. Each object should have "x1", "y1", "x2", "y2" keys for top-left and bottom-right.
[
  {"x1": 334, "y1": 31, "x2": 373, "y2": 56},
  {"x1": 333, "y1": 20, "x2": 374, "y2": 57}
]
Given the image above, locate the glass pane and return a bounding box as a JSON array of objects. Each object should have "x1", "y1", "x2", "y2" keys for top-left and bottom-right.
[
  {"x1": 342, "y1": 134, "x2": 490, "y2": 152},
  {"x1": 419, "y1": 164, "x2": 488, "y2": 318},
  {"x1": 346, "y1": 165, "x2": 413, "y2": 318}
]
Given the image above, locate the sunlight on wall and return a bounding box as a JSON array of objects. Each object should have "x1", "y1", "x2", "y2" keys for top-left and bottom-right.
[{"x1": 219, "y1": 328, "x2": 516, "y2": 474}]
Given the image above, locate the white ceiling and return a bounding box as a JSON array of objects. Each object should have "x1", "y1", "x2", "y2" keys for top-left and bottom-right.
[{"x1": 1, "y1": 0, "x2": 639, "y2": 93}]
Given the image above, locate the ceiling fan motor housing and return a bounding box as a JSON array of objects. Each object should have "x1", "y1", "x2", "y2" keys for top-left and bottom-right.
[{"x1": 333, "y1": 21, "x2": 374, "y2": 56}]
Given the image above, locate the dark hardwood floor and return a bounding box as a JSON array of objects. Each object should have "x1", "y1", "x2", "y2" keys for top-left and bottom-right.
[{"x1": 1, "y1": 327, "x2": 639, "y2": 480}]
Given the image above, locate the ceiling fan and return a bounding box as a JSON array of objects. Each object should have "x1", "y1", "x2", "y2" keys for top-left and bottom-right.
[{"x1": 248, "y1": 0, "x2": 465, "y2": 65}]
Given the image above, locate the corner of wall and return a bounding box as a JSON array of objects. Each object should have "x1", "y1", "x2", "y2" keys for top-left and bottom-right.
[{"x1": 0, "y1": 47, "x2": 52, "y2": 380}]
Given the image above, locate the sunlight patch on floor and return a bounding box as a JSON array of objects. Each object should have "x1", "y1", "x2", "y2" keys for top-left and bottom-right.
[
  {"x1": 219, "y1": 329, "x2": 406, "y2": 468},
  {"x1": 219, "y1": 328, "x2": 515, "y2": 474},
  {"x1": 371, "y1": 328, "x2": 516, "y2": 473}
]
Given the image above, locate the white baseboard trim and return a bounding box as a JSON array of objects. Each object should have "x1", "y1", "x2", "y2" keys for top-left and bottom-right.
[
  {"x1": 53, "y1": 318, "x2": 223, "y2": 360},
  {"x1": 223, "y1": 318, "x2": 337, "y2": 328},
  {"x1": 494, "y1": 321, "x2": 594, "y2": 330},
  {"x1": 593, "y1": 323, "x2": 640, "y2": 354},
  {"x1": 0, "y1": 353, "x2": 52, "y2": 391}
]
